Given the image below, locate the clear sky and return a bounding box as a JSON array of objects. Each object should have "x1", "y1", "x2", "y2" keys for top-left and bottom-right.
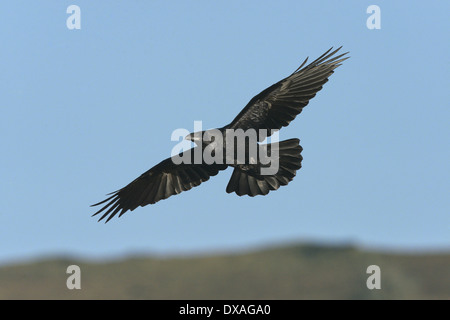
[{"x1": 1, "y1": 1, "x2": 449, "y2": 264}]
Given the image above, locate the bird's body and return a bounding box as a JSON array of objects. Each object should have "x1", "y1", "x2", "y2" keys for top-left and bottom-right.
[{"x1": 92, "y1": 47, "x2": 349, "y2": 222}]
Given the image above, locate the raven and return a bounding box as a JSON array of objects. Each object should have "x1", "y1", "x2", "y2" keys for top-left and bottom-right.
[{"x1": 92, "y1": 47, "x2": 348, "y2": 222}]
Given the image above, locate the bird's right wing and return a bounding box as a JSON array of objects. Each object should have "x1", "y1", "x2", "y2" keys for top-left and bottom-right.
[
  {"x1": 91, "y1": 147, "x2": 227, "y2": 223},
  {"x1": 227, "y1": 47, "x2": 349, "y2": 137}
]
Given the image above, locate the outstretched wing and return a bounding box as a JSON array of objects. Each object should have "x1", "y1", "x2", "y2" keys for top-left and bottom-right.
[
  {"x1": 227, "y1": 47, "x2": 349, "y2": 136},
  {"x1": 91, "y1": 147, "x2": 227, "y2": 223}
]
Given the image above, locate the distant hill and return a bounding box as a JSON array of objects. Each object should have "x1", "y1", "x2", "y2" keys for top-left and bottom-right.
[{"x1": 0, "y1": 243, "x2": 448, "y2": 299}]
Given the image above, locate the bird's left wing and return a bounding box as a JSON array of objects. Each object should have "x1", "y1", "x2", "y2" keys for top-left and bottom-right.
[
  {"x1": 227, "y1": 47, "x2": 349, "y2": 137},
  {"x1": 91, "y1": 147, "x2": 227, "y2": 222}
]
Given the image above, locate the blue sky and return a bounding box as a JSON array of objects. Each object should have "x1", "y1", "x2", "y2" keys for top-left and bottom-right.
[{"x1": 1, "y1": 1, "x2": 449, "y2": 264}]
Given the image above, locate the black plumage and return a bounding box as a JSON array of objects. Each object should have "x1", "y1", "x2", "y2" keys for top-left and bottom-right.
[
  {"x1": 227, "y1": 47, "x2": 349, "y2": 138},
  {"x1": 92, "y1": 47, "x2": 349, "y2": 222}
]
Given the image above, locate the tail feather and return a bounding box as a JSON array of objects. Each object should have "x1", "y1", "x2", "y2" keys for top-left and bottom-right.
[{"x1": 226, "y1": 138, "x2": 303, "y2": 197}]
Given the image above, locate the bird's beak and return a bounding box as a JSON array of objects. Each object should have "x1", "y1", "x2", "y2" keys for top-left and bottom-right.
[
  {"x1": 185, "y1": 132, "x2": 203, "y2": 146},
  {"x1": 185, "y1": 132, "x2": 202, "y2": 142}
]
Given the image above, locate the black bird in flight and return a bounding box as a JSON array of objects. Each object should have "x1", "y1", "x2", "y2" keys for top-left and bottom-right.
[{"x1": 92, "y1": 47, "x2": 349, "y2": 222}]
